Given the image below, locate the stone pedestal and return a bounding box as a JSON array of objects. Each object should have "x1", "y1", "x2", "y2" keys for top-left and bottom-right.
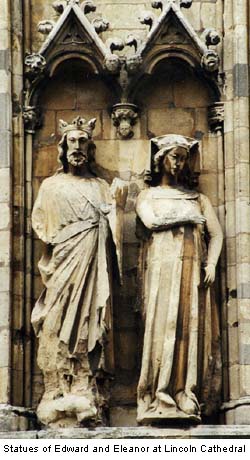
[
  {"x1": 0, "y1": 426, "x2": 250, "y2": 439},
  {"x1": 0, "y1": 405, "x2": 37, "y2": 432},
  {"x1": 222, "y1": 399, "x2": 250, "y2": 425}
]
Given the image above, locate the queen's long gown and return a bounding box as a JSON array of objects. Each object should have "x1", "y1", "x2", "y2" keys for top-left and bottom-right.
[
  {"x1": 31, "y1": 173, "x2": 118, "y2": 423},
  {"x1": 136, "y1": 186, "x2": 223, "y2": 422}
]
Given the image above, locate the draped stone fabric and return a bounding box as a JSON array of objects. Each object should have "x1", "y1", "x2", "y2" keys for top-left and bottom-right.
[
  {"x1": 136, "y1": 187, "x2": 223, "y2": 423},
  {"x1": 31, "y1": 173, "x2": 121, "y2": 426}
]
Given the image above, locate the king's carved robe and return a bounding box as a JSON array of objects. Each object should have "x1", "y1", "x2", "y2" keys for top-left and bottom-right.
[{"x1": 32, "y1": 172, "x2": 123, "y2": 425}]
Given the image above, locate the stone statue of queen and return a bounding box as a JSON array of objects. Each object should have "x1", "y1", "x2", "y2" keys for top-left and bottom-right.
[{"x1": 136, "y1": 134, "x2": 223, "y2": 424}]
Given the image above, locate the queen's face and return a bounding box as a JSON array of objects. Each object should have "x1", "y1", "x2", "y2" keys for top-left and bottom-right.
[
  {"x1": 162, "y1": 146, "x2": 188, "y2": 177},
  {"x1": 66, "y1": 130, "x2": 89, "y2": 167}
]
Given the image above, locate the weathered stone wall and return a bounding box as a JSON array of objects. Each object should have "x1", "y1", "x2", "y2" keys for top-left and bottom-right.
[
  {"x1": 1, "y1": 0, "x2": 249, "y2": 427},
  {"x1": 13, "y1": 0, "x2": 226, "y2": 419}
]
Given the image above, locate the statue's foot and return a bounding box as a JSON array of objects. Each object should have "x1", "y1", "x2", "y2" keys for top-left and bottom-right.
[
  {"x1": 156, "y1": 391, "x2": 176, "y2": 408},
  {"x1": 37, "y1": 394, "x2": 97, "y2": 427},
  {"x1": 174, "y1": 391, "x2": 200, "y2": 416},
  {"x1": 37, "y1": 399, "x2": 62, "y2": 425}
]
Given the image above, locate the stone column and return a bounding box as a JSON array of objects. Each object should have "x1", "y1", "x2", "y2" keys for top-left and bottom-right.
[
  {"x1": 222, "y1": 0, "x2": 250, "y2": 423},
  {"x1": 0, "y1": 0, "x2": 12, "y2": 409},
  {"x1": 0, "y1": 0, "x2": 33, "y2": 431}
]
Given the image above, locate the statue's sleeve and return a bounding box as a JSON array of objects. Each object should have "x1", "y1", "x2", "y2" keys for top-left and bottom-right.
[
  {"x1": 107, "y1": 179, "x2": 128, "y2": 284},
  {"x1": 136, "y1": 189, "x2": 157, "y2": 230},
  {"x1": 32, "y1": 182, "x2": 49, "y2": 243},
  {"x1": 200, "y1": 193, "x2": 223, "y2": 266}
]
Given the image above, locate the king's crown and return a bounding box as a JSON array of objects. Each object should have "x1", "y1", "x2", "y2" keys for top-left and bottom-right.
[{"x1": 59, "y1": 116, "x2": 96, "y2": 137}]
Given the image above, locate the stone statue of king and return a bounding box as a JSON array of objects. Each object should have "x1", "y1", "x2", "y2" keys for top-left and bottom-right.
[{"x1": 31, "y1": 116, "x2": 127, "y2": 428}]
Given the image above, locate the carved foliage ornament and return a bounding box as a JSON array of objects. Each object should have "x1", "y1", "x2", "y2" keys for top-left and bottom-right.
[
  {"x1": 203, "y1": 28, "x2": 221, "y2": 47},
  {"x1": 92, "y1": 17, "x2": 109, "y2": 34},
  {"x1": 38, "y1": 20, "x2": 56, "y2": 35},
  {"x1": 36, "y1": 0, "x2": 111, "y2": 72},
  {"x1": 26, "y1": 0, "x2": 221, "y2": 138},
  {"x1": 52, "y1": 0, "x2": 96, "y2": 14},
  {"x1": 152, "y1": 0, "x2": 193, "y2": 10},
  {"x1": 137, "y1": 0, "x2": 220, "y2": 76}
]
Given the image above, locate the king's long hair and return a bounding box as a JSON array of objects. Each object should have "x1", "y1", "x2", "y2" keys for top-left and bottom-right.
[{"x1": 57, "y1": 132, "x2": 96, "y2": 174}]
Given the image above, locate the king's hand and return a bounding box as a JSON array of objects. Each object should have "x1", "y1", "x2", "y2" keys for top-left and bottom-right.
[{"x1": 110, "y1": 178, "x2": 128, "y2": 209}]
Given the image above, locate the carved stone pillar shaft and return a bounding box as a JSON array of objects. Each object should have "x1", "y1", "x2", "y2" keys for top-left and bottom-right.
[
  {"x1": 222, "y1": 0, "x2": 250, "y2": 424},
  {"x1": 0, "y1": 0, "x2": 12, "y2": 407},
  {"x1": 208, "y1": 102, "x2": 224, "y2": 133}
]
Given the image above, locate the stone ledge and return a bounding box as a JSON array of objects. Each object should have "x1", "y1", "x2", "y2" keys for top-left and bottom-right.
[
  {"x1": 0, "y1": 405, "x2": 37, "y2": 432},
  {"x1": 0, "y1": 426, "x2": 250, "y2": 439}
]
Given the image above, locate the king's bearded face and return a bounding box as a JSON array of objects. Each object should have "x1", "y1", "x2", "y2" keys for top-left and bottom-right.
[{"x1": 66, "y1": 129, "x2": 90, "y2": 167}]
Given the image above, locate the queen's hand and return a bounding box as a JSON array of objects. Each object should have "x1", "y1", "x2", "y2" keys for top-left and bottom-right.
[
  {"x1": 188, "y1": 214, "x2": 206, "y2": 225},
  {"x1": 204, "y1": 263, "x2": 216, "y2": 286}
]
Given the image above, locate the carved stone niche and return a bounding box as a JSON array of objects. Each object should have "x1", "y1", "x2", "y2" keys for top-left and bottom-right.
[
  {"x1": 111, "y1": 103, "x2": 139, "y2": 139},
  {"x1": 23, "y1": 0, "x2": 114, "y2": 120},
  {"x1": 23, "y1": 0, "x2": 127, "y2": 140},
  {"x1": 134, "y1": 1, "x2": 220, "y2": 77}
]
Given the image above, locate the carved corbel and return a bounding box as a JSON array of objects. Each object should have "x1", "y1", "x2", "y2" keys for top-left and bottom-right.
[
  {"x1": 104, "y1": 55, "x2": 122, "y2": 74},
  {"x1": 208, "y1": 102, "x2": 224, "y2": 133},
  {"x1": 25, "y1": 54, "x2": 46, "y2": 78},
  {"x1": 23, "y1": 106, "x2": 42, "y2": 134},
  {"x1": 125, "y1": 55, "x2": 143, "y2": 75},
  {"x1": 111, "y1": 103, "x2": 138, "y2": 139},
  {"x1": 24, "y1": 54, "x2": 47, "y2": 87},
  {"x1": 104, "y1": 38, "x2": 124, "y2": 74},
  {"x1": 124, "y1": 35, "x2": 143, "y2": 74},
  {"x1": 201, "y1": 50, "x2": 220, "y2": 73}
]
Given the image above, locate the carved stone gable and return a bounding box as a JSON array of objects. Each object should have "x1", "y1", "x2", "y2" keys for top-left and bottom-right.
[
  {"x1": 140, "y1": 3, "x2": 206, "y2": 56},
  {"x1": 59, "y1": 18, "x2": 91, "y2": 46},
  {"x1": 156, "y1": 18, "x2": 190, "y2": 45},
  {"x1": 39, "y1": 3, "x2": 109, "y2": 67}
]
